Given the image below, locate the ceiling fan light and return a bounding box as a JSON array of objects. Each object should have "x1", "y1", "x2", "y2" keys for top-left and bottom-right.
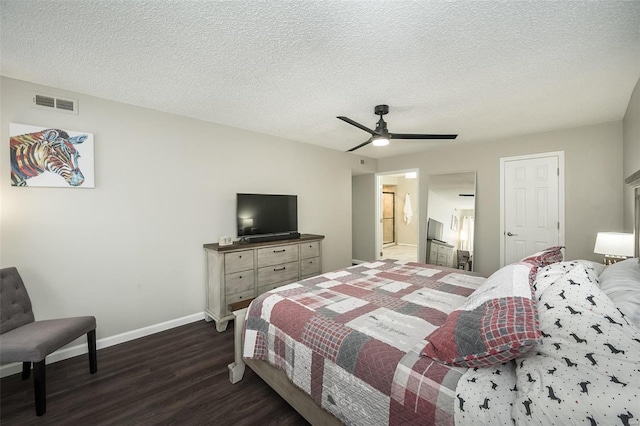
[{"x1": 372, "y1": 137, "x2": 389, "y2": 147}]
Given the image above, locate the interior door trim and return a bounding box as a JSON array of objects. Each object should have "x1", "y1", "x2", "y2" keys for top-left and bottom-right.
[{"x1": 499, "y1": 151, "x2": 565, "y2": 267}]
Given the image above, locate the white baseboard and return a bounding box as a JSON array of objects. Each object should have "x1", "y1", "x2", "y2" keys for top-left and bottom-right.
[
  {"x1": 0, "y1": 312, "x2": 204, "y2": 378},
  {"x1": 351, "y1": 259, "x2": 368, "y2": 265}
]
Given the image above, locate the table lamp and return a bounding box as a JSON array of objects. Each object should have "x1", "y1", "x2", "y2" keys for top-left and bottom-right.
[{"x1": 594, "y1": 232, "x2": 634, "y2": 265}]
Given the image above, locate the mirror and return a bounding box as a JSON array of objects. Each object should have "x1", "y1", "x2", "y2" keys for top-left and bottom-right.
[{"x1": 426, "y1": 172, "x2": 476, "y2": 271}]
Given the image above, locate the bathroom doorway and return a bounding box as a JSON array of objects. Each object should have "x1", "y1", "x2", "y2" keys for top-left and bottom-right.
[{"x1": 376, "y1": 170, "x2": 419, "y2": 262}]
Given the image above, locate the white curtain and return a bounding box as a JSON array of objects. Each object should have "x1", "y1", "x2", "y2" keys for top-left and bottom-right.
[{"x1": 461, "y1": 216, "x2": 475, "y2": 253}]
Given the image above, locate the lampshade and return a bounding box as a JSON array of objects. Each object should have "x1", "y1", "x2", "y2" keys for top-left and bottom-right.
[
  {"x1": 372, "y1": 136, "x2": 389, "y2": 147},
  {"x1": 593, "y1": 232, "x2": 634, "y2": 257}
]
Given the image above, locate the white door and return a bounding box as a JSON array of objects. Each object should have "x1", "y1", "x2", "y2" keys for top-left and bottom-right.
[{"x1": 500, "y1": 152, "x2": 564, "y2": 266}]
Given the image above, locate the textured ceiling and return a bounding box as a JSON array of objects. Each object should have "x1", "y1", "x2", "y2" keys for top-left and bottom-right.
[{"x1": 1, "y1": 1, "x2": 639, "y2": 159}]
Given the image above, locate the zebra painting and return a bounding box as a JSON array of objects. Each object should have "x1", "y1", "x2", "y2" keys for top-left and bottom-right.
[{"x1": 10, "y1": 124, "x2": 94, "y2": 187}]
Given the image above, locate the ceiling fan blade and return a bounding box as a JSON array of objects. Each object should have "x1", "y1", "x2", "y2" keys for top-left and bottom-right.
[
  {"x1": 389, "y1": 133, "x2": 458, "y2": 140},
  {"x1": 337, "y1": 116, "x2": 378, "y2": 135},
  {"x1": 347, "y1": 138, "x2": 373, "y2": 152}
]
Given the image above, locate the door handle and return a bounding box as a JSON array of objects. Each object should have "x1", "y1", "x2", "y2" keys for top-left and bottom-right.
[{"x1": 506, "y1": 232, "x2": 518, "y2": 237}]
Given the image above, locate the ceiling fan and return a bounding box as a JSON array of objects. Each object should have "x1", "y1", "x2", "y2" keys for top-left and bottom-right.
[{"x1": 337, "y1": 104, "x2": 457, "y2": 152}]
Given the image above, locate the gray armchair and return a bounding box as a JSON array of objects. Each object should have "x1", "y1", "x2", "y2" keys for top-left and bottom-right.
[{"x1": 0, "y1": 267, "x2": 97, "y2": 416}]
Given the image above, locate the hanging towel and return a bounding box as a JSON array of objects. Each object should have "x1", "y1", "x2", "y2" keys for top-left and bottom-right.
[{"x1": 404, "y1": 193, "x2": 413, "y2": 224}]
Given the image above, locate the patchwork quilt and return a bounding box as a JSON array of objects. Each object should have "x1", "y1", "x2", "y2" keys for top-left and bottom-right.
[{"x1": 243, "y1": 259, "x2": 486, "y2": 425}]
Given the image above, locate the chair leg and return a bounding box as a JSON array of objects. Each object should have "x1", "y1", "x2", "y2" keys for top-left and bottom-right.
[
  {"x1": 22, "y1": 362, "x2": 31, "y2": 380},
  {"x1": 33, "y1": 360, "x2": 46, "y2": 416},
  {"x1": 87, "y1": 329, "x2": 97, "y2": 374}
]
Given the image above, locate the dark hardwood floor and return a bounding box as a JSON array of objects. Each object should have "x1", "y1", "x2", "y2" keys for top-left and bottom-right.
[{"x1": 0, "y1": 320, "x2": 309, "y2": 425}]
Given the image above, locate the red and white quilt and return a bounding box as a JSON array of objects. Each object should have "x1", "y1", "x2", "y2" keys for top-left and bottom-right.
[{"x1": 243, "y1": 259, "x2": 486, "y2": 425}]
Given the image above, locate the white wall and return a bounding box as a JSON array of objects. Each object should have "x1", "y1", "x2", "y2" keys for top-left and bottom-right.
[
  {"x1": 0, "y1": 77, "x2": 372, "y2": 341},
  {"x1": 378, "y1": 121, "x2": 624, "y2": 276},
  {"x1": 351, "y1": 174, "x2": 376, "y2": 262},
  {"x1": 394, "y1": 176, "x2": 418, "y2": 245}
]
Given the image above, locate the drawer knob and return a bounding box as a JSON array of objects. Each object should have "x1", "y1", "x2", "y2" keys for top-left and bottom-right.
[
  {"x1": 274, "y1": 266, "x2": 286, "y2": 271},
  {"x1": 239, "y1": 255, "x2": 242, "y2": 258},
  {"x1": 239, "y1": 275, "x2": 242, "y2": 279},
  {"x1": 273, "y1": 249, "x2": 286, "y2": 253}
]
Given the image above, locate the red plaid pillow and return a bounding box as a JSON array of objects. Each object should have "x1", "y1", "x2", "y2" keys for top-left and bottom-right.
[
  {"x1": 422, "y1": 262, "x2": 542, "y2": 368},
  {"x1": 521, "y1": 246, "x2": 564, "y2": 287},
  {"x1": 520, "y1": 246, "x2": 564, "y2": 268}
]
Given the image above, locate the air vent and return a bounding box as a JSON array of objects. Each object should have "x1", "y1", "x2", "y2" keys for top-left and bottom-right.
[
  {"x1": 56, "y1": 99, "x2": 75, "y2": 111},
  {"x1": 35, "y1": 94, "x2": 55, "y2": 108},
  {"x1": 32, "y1": 93, "x2": 78, "y2": 114}
]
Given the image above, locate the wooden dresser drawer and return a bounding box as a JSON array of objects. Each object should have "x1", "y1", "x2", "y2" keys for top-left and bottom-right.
[
  {"x1": 258, "y1": 278, "x2": 299, "y2": 295},
  {"x1": 257, "y1": 261, "x2": 299, "y2": 286},
  {"x1": 429, "y1": 246, "x2": 438, "y2": 259},
  {"x1": 225, "y1": 271, "x2": 255, "y2": 295},
  {"x1": 300, "y1": 241, "x2": 320, "y2": 259},
  {"x1": 301, "y1": 257, "x2": 321, "y2": 277},
  {"x1": 225, "y1": 251, "x2": 254, "y2": 274},
  {"x1": 257, "y1": 245, "x2": 298, "y2": 268},
  {"x1": 225, "y1": 289, "x2": 254, "y2": 315}
]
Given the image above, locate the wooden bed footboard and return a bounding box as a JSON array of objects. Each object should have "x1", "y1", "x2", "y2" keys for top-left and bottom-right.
[
  {"x1": 228, "y1": 300, "x2": 341, "y2": 425},
  {"x1": 227, "y1": 302, "x2": 249, "y2": 384},
  {"x1": 245, "y1": 358, "x2": 342, "y2": 426}
]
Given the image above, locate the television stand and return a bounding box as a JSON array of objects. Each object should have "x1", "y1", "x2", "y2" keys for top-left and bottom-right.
[
  {"x1": 426, "y1": 239, "x2": 454, "y2": 268},
  {"x1": 202, "y1": 234, "x2": 324, "y2": 332},
  {"x1": 244, "y1": 232, "x2": 301, "y2": 243}
]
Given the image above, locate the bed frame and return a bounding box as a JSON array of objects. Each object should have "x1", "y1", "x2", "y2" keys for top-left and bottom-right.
[
  {"x1": 229, "y1": 168, "x2": 640, "y2": 425},
  {"x1": 227, "y1": 303, "x2": 340, "y2": 425},
  {"x1": 245, "y1": 359, "x2": 342, "y2": 425}
]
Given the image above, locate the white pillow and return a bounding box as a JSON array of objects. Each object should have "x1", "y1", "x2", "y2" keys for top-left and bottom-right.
[{"x1": 599, "y1": 258, "x2": 640, "y2": 327}]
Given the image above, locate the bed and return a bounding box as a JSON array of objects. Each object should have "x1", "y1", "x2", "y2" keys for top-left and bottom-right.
[{"x1": 230, "y1": 170, "x2": 640, "y2": 425}]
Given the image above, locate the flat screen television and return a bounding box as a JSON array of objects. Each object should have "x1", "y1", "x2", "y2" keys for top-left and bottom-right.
[
  {"x1": 237, "y1": 193, "x2": 298, "y2": 238},
  {"x1": 427, "y1": 218, "x2": 444, "y2": 242}
]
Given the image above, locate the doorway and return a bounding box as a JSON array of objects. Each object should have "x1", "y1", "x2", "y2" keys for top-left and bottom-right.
[
  {"x1": 500, "y1": 151, "x2": 565, "y2": 266},
  {"x1": 376, "y1": 171, "x2": 419, "y2": 262}
]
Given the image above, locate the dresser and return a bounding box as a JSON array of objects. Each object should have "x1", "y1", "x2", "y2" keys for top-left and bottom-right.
[
  {"x1": 203, "y1": 234, "x2": 324, "y2": 332},
  {"x1": 426, "y1": 239, "x2": 454, "y2": 267}
]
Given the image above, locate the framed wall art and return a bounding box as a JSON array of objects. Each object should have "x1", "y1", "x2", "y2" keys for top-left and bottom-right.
[{"x1": 10, "y1": 123, "x2": 95, "y2": 188}]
